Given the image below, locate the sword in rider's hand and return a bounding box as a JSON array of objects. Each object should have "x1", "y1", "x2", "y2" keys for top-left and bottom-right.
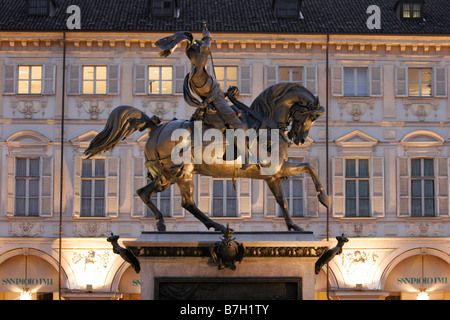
[{"x1": 202, "y1": 21, "x2": 217, "y2": 79}]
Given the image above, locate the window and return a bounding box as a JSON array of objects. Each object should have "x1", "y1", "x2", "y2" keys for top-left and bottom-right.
[
  {"x1": 144, "y1": 185, "x2": 174, "y2": 218},
  {"x1": 214, "y1": 66, "x2": 238, "y2": 92},
  {"x1": 411, "y1": 158, "x2": 435, "y2": 217},
  {"x1": 14, "y1": 158, "x2": 40, "y2": 216},
  {"x1": 149, "y1": 66, "x2": 173, "y2": 95},
  {"x1": 152, "y1": 0, "x2": 174, "y2": 17},
  {"x1": 265, "y1": 158, "x2": 310, "y2": 218},
  {"x1": 408, "y1": 68, "x2": 432, "y2": 97},
  {"x1": 274, "y1": 0, "x2": 300, "y2": 18},
  {"x1": 333, "y1": 154, "x2": 384, "y2": 218},
  {"x1": 265, "y1": 65, "x2": 317, "y2": 94},
  {"x1": 82, "y1": 66, "x2": 107, "y2": 95},
  {"x1": 80, "y1": 159, "x2": 106, "y2": 217},
  {"x1": 345, "y1": 159, "x2": 370, "y2": 217},
  {"x1": 212, "y1": 179, "x2": 238, "y2": 217},
  {"x1": 28, "y1": 0, "x2": 49, "y2": 15},
  {"x1": 396, "y1": 67, "x2": 447, "y2": 98},
  {"x1": 402, "y1": 2, "x2": 422, "y2": 19},
  {"x1": 281, "y1": 170, "x2": 304, "y2": 217},
  {"x1": 279, "y1": 66, "x2": 303, "y2": 84},
  {"x1": 18, "y1": 66, "x2": 42, "y2": 95},
  {"x1": 344, "y1": 67, "x2": 369, "y2": 97}
]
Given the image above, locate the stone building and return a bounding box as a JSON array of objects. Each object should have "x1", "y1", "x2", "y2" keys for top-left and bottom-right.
[{"x1": 0, "y1": 0, "x2": 448, "y2": 299}]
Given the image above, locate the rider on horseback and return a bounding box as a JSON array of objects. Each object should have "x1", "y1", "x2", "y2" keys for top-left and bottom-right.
[
  {"x1": 156, "y1": 25, "x2": 256, "y2": 170},
  {"x1": 156, "y1": 26, "x2": 244, "y2": 132}
]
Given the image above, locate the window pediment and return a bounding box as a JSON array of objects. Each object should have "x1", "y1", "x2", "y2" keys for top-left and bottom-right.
[
  {"x1": 70, "y1": 130, "x2": 99, "y2": 155},
  {"x1": 400, "y1": 130, "x2": 444, "y2": 155},
  {"x1": 6, "y1": 130, "x2": 50, "y2": 154},
  {"x1": 335, "y1": 130, "x2": 378, "y2": 154}
]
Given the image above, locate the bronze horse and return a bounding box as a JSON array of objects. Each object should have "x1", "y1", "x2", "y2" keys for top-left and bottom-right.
[{"x1": 85, "y1": 82, "x2": 330, "y2": 232}]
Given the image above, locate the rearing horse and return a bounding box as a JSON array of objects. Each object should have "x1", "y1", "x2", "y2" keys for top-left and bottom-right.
[{"x1": 85, "y1": 82, "x2": 330, "y2": 232}]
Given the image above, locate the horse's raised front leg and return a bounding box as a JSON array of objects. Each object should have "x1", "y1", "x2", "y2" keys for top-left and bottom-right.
[
  {"x1": 176, "y1": 178, "x2": 226, "y2": 232},
  {"x1": 265, "y1": 178, "x2": 304, "y2": 231},
  {"x1": 279, "y1": 162, "x2": 331, "y2": 209},
  {"x1": 136, "y1": 181, "x2": 167, "y2": 232}
]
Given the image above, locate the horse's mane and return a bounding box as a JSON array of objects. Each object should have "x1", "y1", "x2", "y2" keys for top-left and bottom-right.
[{"x1": 250, "y1": 82, "x2": 318, "y2": 127}]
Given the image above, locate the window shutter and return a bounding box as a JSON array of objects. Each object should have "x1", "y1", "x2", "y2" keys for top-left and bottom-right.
[
  {"x1": 395, "y1": 67, "x2": 408, "y2": 97},
  {"x1": 108, "y1": 64, "x2": 120, "y2": 95},
  {"x1": 67, "y1": 65, "x2": 81, "y2": 95},
  {"x1": 434, "y1": 67, "x2": 447, "y2": 97},
  {"x1": 331, "y1": 66, "x2": 343, "y2": 96},
  {"x1": 132, "y1": 157, "x2": 146, "y2": 217},
  {"x1": 305, "y1": 66, "x2": 317, "y2": 95},
  {"x1": 397, "y1": 157, "x2": 410, "y2": 217},
  {"x1": 198, "y1": 176, "x2": 211, "y2": 215},
  {"x1": 174, "y1": 65, "x2": 186, "y2": 94},
  {"x1": 42, "y1": 65, "x2": 56, "y2": 95},
  {"x1": 73, "y1": 157, "x2": 82, "y2": 217},
  {"x1": 265, "y1": 184, "x2": 277, "y2": 217},
  {"x1": 134, "y1": 64, "x2": 147, "y2": 95},
  {"x1": 371, "y1": 157, "x2": 384, "y2": 217},
  {"x1": 6, "y1": 156, "x2": 15, "y2": 216},
  {"x1": 239, "y1": 178, "x2": 251, "y2": 217},
  {"x1": 436, "y1": 157, "x2": 449, "y2": 216},
  {"x1": 264, "y1": 66, "x2": 277, "y2": 89},
  {"x1": 332, "y1": 156, "x2": 345, "y2": 217},
  {"x1": 239, "y1": 65, "x2": 252, "y2": 95},
  {"x1": 106, "y1": 157, "x2": 120, "y2": 217},
  {"x1": 172, "y1": 184, "x2": 184, "y2": 217},
  {"x1": 3, "y1": 64, "x2": 16, "y2": 94},
  {"x1": 40, "y1": 156, "x2": 53, "y2": 217},
  {"x1": 370, "y1": 66, "x2": 382, "y2": 97},
  {"x1": 305, "y1": 157, "x2": 318, "y2": 217}
]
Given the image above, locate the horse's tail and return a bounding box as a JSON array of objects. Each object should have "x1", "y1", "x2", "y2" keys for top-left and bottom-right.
[{"x1": 84, "y1": 105, "x2": 161, "y2": 159}]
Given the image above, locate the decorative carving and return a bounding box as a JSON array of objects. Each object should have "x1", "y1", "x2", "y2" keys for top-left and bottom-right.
[
  {"x1": 340, "y1": 222, "x2": 377, "y2": 237},
  {"x1": 210, "y1": 226, "x2": 245, "y2": 270},
  {"x1": 406, "y1": 221, "x2": 442, "y2": 237},
  {"x1": 11, "y1": 99, "x2": 47, "y2": 118},
  {"x1": 142, "y1": 98, "x2": 177, "y2": 118},
  {"x1": 8, "y1": 221, "x2": 44, "y2": 237},
  {"x1": 131, "y1": 244, "x2": 327, "y2": 258},
  {"x1": 338, "y1": 98, "x2": 374, "y2": 121},
  {"x1": 76, "y1": 98, "x2": 112, "y2": 119},
  {"x1": 403, "y1": 101, "x2": 438, "y2": 121},
  {"x1": 73, "y1": 221, "x2": 111, "y2": 237},
  {"x1": 341, "y1": 249, "x2": 379, "y2": 285}
]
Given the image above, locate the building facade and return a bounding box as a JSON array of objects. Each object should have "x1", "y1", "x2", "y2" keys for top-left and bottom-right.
[{"x1": 0, "y1": 0, "x2": 448, "y2": 300}]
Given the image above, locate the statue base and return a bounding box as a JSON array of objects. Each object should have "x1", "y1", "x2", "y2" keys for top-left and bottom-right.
[{"x1": 124, "y1": 231, "x2": 329, "y2": 300}]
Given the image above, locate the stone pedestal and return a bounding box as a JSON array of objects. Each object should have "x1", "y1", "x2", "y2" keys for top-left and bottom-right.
[{"x1": 124, "y1": 231, "x2": 329, "y2": 300}]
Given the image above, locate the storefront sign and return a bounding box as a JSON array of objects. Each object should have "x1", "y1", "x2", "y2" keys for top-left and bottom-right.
[
  {"x1": 2, "y1": 278, "x2": 54, "y2": 286},
  {"x1": 396, "y1": 277, "x2": 448, "y2": 285}
]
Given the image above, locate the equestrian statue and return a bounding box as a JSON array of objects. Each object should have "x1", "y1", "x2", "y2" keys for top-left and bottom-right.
[{"x1": 85, "y1": 25, "x2": 330, "y2": 233}]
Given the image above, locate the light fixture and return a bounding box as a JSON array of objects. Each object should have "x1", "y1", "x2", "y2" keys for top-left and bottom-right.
[
  {"x1": 417, "y1": 290, "x2": 429, "y2": 300},
  {"x1": 20, "y1": 251, "x2": 32, "y2": 300},
  {"x1": 416, "y1": 251, "x2": 429, "y2": 300},
  {"x1": 19, "y1": 289, "x2": 32, "y2": 300}
]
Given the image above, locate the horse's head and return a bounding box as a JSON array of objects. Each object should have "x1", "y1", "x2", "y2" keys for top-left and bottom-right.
[
  {"x1": 288, "y1": 99, "x2": 324, "y2": 145},
  {"x1": 250, "y1": 83, "x2": 324, "y2": 145}
]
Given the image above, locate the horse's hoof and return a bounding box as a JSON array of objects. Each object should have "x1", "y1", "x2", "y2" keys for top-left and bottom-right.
[
  {"x1": 318, "y1": 192, "x2": 331, "y2": 208},
  {"x1": 288, "y1": 225, "x2": 305, "y2": 232},
  {"x1": 156, "y1": 220, "x2": 166, "y2": 232},
  {"x1": 207, "y1": 222, "x2": 226, "y2": 232}
]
